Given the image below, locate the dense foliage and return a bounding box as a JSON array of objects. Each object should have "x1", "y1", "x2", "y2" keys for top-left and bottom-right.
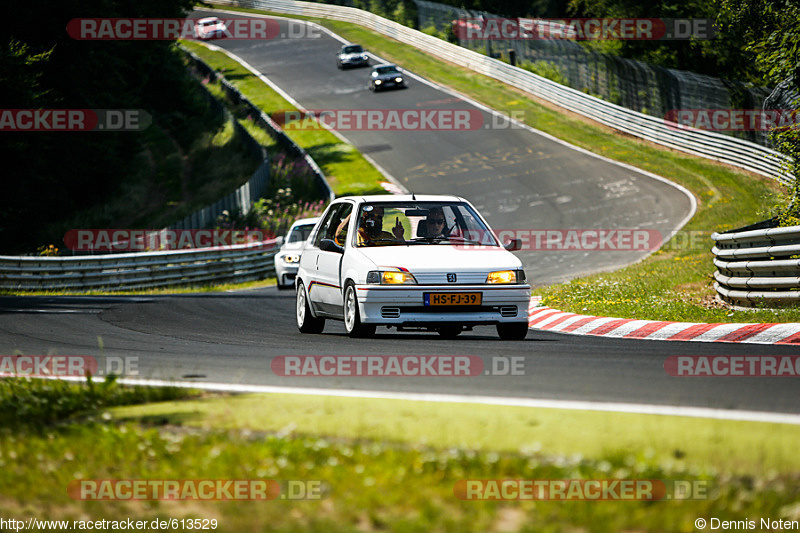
[{"x1": 2, "y1": 0, "x2": 205, "y2": 253}]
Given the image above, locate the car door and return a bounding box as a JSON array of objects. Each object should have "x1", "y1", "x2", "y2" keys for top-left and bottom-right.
[
  {"x1": 301, "y1": 204, "x2": 339, "y2": 310},
  {"x1": 314, "y1": 202, "x2": 353, "y2": 317}
]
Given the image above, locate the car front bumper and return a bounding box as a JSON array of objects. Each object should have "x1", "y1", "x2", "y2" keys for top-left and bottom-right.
[
  {"x1": 276, "y1": 264, "x2": 299, "y2": 286},
  {"x1": 355, "y1": 284, "x2": 531, "y2": 325}
]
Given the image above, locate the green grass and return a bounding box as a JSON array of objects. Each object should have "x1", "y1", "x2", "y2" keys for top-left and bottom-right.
[
  {"x1": 112, "y1": 393, "x2": 800, "y2": 475},
  {"x1": 2, "y1": 386, "x2": 798, "y2": 531},
  {"x1": 201, "y1": 6, "x2": 798, "y2": 323},
  {"x1": 181, "y1": 40, "x2": 388, "y2": 197}
]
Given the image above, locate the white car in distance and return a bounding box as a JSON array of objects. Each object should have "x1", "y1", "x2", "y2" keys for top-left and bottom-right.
[
  {"x1": 195, "y1": 17, "x2": 227, "y2": 40},
  {"x1": 295, "y1": 195, "x2": 530, "y2": 339},
  {"x1": 274, "y1": 217, "x2": 320, "y2": 290}
]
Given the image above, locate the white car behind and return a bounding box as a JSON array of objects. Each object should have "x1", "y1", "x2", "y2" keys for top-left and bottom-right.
[
  {"x1": 274, "y1": 217, "x2": 320, "y2": 290},
  {"x1": 295, "y1": 195, "x2": 531, "y2": 339}
]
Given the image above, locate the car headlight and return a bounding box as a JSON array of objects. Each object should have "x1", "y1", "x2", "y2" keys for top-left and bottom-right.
[
  {"x1": 395, "y1": 77, "x2": 403, "y2": 83},
  {"x1": 486, "y1": 270, "x2": 523, "y2": 284},
  {"x1": 361, "y1": 54, "x2": 368, "y2": 60},
  {"x1": 282, "y1": 254, "x2": 300, "y2": 264},
  {"x1": 375, "y1": 79, "x2": 382, "y2": 84},
  {"x1": 367, "y1": 270, "x2": 417, "y2": 284}
]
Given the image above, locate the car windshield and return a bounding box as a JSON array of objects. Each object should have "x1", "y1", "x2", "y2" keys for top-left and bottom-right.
[
  {"x1": 287, "y1": 224, "x2": 315, "y2": 243},
  {"x1": 374, "y1": 66, "x2": 399, "y2": 75},
  {"x1": 201, "y1": 20, "x2": 218, "y2": 26},
  {"x1": 355, "y1": 201, "x2": 498, "y2": 247},
  {"x1": 343, "y1": 45, "x2": 363, "y2": 54}
]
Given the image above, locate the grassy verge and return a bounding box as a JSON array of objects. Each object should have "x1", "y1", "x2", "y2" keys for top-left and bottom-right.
[
  {"x1": 3, "y1": 384, "x2": 798, "y2": 531},
  {"x1": 0, "y1": 277, "x2": 278, "y2": 297},
  {"x1": 181, "y1": 40, "x2": 387, "y2": 197},
  {"x1": 204, "y1": 6, "x2": 797, "y2": 323}
]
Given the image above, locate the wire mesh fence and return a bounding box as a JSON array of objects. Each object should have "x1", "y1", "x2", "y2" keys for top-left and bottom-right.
[{"x1": 414, "y1": 0, "x2": 792, "y2": 148}]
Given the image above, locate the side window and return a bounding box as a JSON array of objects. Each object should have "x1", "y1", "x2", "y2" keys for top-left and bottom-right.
[
  {"x1": 312, "y1": 205, "x2": 343, "y2": 248},
  {"x1": 332, "y1": 203, "x2": 353, "y2": 245}
]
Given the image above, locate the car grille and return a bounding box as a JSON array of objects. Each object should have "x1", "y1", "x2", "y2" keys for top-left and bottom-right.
[{"x1": 413, "y1": 273, "x2": 488, "y2": 284}]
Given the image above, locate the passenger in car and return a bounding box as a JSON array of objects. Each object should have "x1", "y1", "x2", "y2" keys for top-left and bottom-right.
[{"x1": 421, "y1": 206, "x2": 448, "y2": 238}]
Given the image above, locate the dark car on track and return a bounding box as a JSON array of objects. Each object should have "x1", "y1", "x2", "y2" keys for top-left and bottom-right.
[
  {"x1": 336, "y1": 44, "x2": 369, "y2": 69},
  {"x1": 369, "y1": 64, "x2": 406, "y2": 92}
]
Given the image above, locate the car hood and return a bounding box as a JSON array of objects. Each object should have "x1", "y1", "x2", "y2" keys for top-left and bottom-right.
[
  {"x1": 340, "y1": 52, "x2": 365, "y2": 59},
  {"x1": 357, "y1": 244, "x2": 522, "y2": 274}
]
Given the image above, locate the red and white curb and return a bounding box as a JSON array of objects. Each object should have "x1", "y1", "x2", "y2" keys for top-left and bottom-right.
[{"x1": 527, "y1": 298, "x2": 800, "y2": 345}]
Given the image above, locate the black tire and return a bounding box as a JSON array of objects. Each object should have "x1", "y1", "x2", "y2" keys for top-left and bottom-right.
[
  {"x1": 276, "y1": 280, "x2": 292, "y2": 291},
  {"x1": 343, "y1": 283, "x2": 375, "y2": 338},
  {"x1": 296, "y1": 281, "x2": 325, "y2": 334},
  {"x1": 496, "y1": 322, "x2": 529, "y2": 340},
  {"x1": 437, "y1": 326, "x2": 462, "y2": 339}
]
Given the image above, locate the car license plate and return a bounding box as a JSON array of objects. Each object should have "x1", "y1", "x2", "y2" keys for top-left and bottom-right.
[{"x1": 424, "y1": 293, "x2": 482, "y2": 306}]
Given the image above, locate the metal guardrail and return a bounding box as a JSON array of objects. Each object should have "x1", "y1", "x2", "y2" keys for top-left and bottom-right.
[
  {"x1": 712, "y1": 223, "x2": 800, "y2": 307},
  {"x1": 206, "y1": 0, "x2": 794, "y2": 185},
  {"x1": 172, "y1": 55, "x2": 272, "y2": 230},
  {"x1": 0, "y1": 241, "x2": 279, "y2": 292},
  {"x1": 185, "y1": 49, "x2": 335, "y2": 203}
]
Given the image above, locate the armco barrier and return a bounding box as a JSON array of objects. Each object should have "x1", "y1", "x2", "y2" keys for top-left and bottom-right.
[
  {"x1": 206, "y1": 0, "x2": 794, "y2": 185},
  {"x1": 183, "y1": 48, "x2": 335, "y2": 204},
  {"x1": 171, "y1": 59, "x2": 271, "y2": 230},
  {"x1": 712, "y1": 223, "x2": 800, "y2": 307},
  {"x1": 0, "y1": 241, "x2": 279, "y2": 292}
]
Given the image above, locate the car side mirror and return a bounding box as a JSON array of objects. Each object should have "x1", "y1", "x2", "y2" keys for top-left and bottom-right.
[
  {"x1": 503, "y1": 238, "x2": 522, "y2": 251},
  {"x1": 320, "y1": 238, "x2": 344, "y2": 254}
]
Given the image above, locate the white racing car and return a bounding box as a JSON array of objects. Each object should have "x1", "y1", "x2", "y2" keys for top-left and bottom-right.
[
  {"x1": 274, "y1": 217, "x2": 320, "y2": 290},
  {"x1": 195, "y1": 17, "x2": 227, "y2": 40},
  {"x1": 295, "y1": 195, "x2": 531, "y2": 339}
]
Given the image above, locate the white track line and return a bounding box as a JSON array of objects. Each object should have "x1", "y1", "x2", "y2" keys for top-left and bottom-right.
[{"x1": 41, "y1": 375, "x2": 800, "y2": 425}]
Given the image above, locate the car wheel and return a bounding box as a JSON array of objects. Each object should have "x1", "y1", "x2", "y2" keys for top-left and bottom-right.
[
  {"x1": 496, "y1": 322, "x2": 529, "y2": 340},
  {"x1": 437, "y1": 326, "x2": 462, "y2": 339},
  {"x1": 344, "y1": 283, "x2": 375, "y2": 338},
  {"x1": 276, "y1": 279, "x2": 291, "y2": 291},
  {"x1": 296, "y1": 281, "x2": 325, "y2": 333}
]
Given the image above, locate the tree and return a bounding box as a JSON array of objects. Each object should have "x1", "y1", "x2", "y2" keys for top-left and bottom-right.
[{"x1": 718, "y1": 0, "x2": 800, "y2": 222}]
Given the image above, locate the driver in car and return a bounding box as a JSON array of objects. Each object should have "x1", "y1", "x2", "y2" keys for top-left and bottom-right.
[{"x1": 358, "y1": 205, "x2": 405, "y2": 245}]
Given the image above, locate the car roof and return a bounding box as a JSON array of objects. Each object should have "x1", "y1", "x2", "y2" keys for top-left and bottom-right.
[
  {"x1": 334, "y1": 194, "x2": 465, "y2": 204},
  {"x1": 373, "y1": 64, "x2": 399, "y2": 69},
  {"x1": 197, "y1": 17, "x2": 221, "y2": 23},
  {"x1": 289, "y1": 217, "x2": 321, "y2": 227}
]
